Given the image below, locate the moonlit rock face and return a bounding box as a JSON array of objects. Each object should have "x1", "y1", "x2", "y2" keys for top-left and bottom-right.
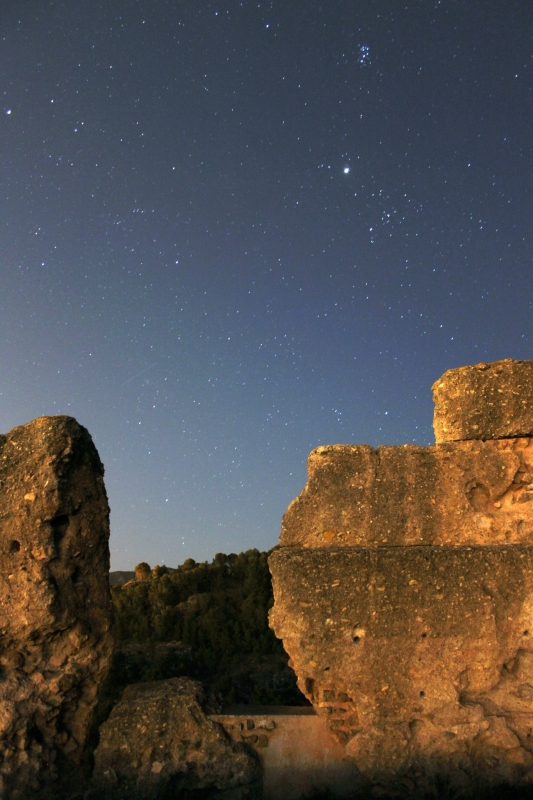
[
  {"x1": 432, "y1": 358, "x2": 533, "y2": 443},
  {"x1": 0, "y1": 415, "x2": 114, "y2": 798},
  {"x1": 270, "y1": 546, "x2": 533, "y2": 778},
  {"x1": 278, "y1": 438, "x2": 533, "y2": 548},
  {"x1": 269, "y1": 361, "x2": 533, "y2": 793}
]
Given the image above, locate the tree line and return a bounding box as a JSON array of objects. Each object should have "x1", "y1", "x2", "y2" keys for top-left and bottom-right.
[{"x1": 99, "y1": 548, "x2": 307, "y2": 720}]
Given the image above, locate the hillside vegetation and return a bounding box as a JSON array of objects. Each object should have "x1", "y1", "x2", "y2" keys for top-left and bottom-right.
[{"x1": 100, "y1": 548, "x2": 307, "y2": 720}]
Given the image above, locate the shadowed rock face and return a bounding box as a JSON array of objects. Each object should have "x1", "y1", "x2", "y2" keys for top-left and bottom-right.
[
  {"x1": 0, "y1": 416, "x2": 114, "y2": 799},
  {"x1": 269, "y1": 359, "x2": 533, "y2": 790},
  {"x1": 93, "y1": 678, "x2": 261, "y2": 799}
]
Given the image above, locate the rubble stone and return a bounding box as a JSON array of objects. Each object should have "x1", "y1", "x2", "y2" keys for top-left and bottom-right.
[
  {"x1": 0, "y1": 416, "x2": 114, "y2": 799},
  {"x1": 432, "y1": 358, "x2": 533, "y2": 443},
  {"x1": 92, "y1": 677, "x2": 262, "y2": 799}
]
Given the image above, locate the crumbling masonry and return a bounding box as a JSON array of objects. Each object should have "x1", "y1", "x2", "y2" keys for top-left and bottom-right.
[{"x1": 269, "y1": 359, "x2": 533, "y2": 790}]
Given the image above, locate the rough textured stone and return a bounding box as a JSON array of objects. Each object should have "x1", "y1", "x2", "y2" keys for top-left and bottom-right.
[
  {"x1": 280, "y1": 438, "x2": 533, "y2": 548},
  {"x1": 0, "y1": 415, "x2": 113, "y2": 799},
  {"x1": 92, "y1": 677, "x2": 262, "y2": 799},
  {"x1": 269, "y1": 546, "x2": 533, "y2": 784},
  {"x1": 433, "y1": 359, "x2": 533, "y2": 443},
  {"x1": 269, "y1": 360, "x2": 533, "y2": 792}
]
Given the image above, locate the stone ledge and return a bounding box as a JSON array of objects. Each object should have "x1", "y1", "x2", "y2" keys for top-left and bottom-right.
[
  {"x1": 432, "y1": 359, "x2": 533, "y2": 443},
  {"x1": 280, "y1": 438, "x2": 533, "y2": 548}
]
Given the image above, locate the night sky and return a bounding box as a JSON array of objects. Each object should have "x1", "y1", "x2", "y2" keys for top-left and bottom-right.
[{"x1": 1, "y1": 2, "x2": 532, "y2": 570}]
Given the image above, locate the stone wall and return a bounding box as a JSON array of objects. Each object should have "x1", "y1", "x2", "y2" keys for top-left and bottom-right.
[
  {"x1": 269, "y1": 359, "x2": 533, "y2": 793},
  {"x1": 0, "y1": 416, "x2": 114, "y2": 799},
  {"x1": 212, "y1": 706, "x2": 360, "y2": 800}
]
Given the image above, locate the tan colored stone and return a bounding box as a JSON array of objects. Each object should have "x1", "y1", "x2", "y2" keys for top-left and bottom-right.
[
  {"x1": 280, "y1": 438, "x2": 533, "y2": 548},
  {"x1": 93, "y1": 678, "x2": 261, "y2": 799},
  {"x1": 270, "y1": 360, "x2": 533, "y2": 792},
  {"x1": 432, "y1": 358, "x2": 533, "y2": 443},
  {"x1": 269, "y1": 545, "x2": 533, "y2": 782},
  {"x1": 0, "y1": 416, "x2": 114, "y2": 798}
]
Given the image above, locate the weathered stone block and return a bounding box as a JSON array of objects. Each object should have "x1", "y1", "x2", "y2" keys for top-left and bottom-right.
[
  {"x1": 0, "y1": 416, "x2": 114, "y2": 798},
  {"x1": 432, "y1": 359, "x2": 533, "y2": 443},
  {"x1": 269, "y1": 546, "x2": 533, "y2": 783},
  {"x1": 280, "y1": 438, "x2": 533, "y2": 548},
  {"x1": 93, "y1": 678, "x2": 261, "y2": 799},
  {"x1": 270, "y1": 360, "x2": 533, "y2": 792}
]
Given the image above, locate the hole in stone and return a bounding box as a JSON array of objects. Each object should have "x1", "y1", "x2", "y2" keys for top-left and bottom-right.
[
  {"x1": 353, "y1": 636, "x2": 360, "y2": 643},
  {"x1": 324, "y1": 666, "x2": 330, "y2": 671},
  {"x1": 421, "y1": 632, "x2": 427, "y2": 638},
  {"x1": 420, "y1": 691, "x2": 425, "y2": 697},
  {"x1": 524, "y1": 630, "x2": 529, "y2": 636},
  {"x1": 305, "y1": 678, "x2": 315, "y2": 696},
  {"x1": 9, "y1": 540, "x2": 21, "y2": 554},
  {"x1": 50, "y1": 515, "x2": 70, "y2": 551},
  {"x1": 28, "y1": 726, "x2": 44, "y2": 745},
  {"x1": 71, "y1": 567, "x2": 81, "y2": 584},
  {"x1": 466, "y1": 482, "x2": 491, "y2": 512}
]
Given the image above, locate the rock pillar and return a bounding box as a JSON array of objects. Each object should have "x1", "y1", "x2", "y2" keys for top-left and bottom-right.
[{"x1": 0, "y1": 416, "x2": 114, "y2": 798}]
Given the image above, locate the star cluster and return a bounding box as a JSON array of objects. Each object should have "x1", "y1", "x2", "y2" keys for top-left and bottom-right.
[{"x1": 1, "y1": 1, "x2": 532, "y2": 568}]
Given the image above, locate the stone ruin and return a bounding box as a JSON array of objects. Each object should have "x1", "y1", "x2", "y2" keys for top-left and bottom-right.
[
  {"x1": 93, "y1": 677, "x2": 261, "y2": 799},
  {"x1": 269, "y1": 358, "x2": 533, "y2": 793},
  {"x1": 0, "y1": 416, "x2": 114, "y2": 799}
]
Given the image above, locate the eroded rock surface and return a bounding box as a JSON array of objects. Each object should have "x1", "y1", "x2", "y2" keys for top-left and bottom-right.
[
  {"x1": 93, "y1": 677, "x2": 261, "y2": 799},
  {"x1": 0, "y1": 416, "x2": 113, "y2": 799},
  {"x1": 269, "y1": 359, "x2": 533, "y2": 791},
  {"x1": 270, "y1": 546, "x2": 533, "y2": 781},
  {"x1": 433, "y1": 358, "x2": 533, "y2": 444},
  {"x1": 280, "y1": 438, "x2": 533, "y2": 549}
]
